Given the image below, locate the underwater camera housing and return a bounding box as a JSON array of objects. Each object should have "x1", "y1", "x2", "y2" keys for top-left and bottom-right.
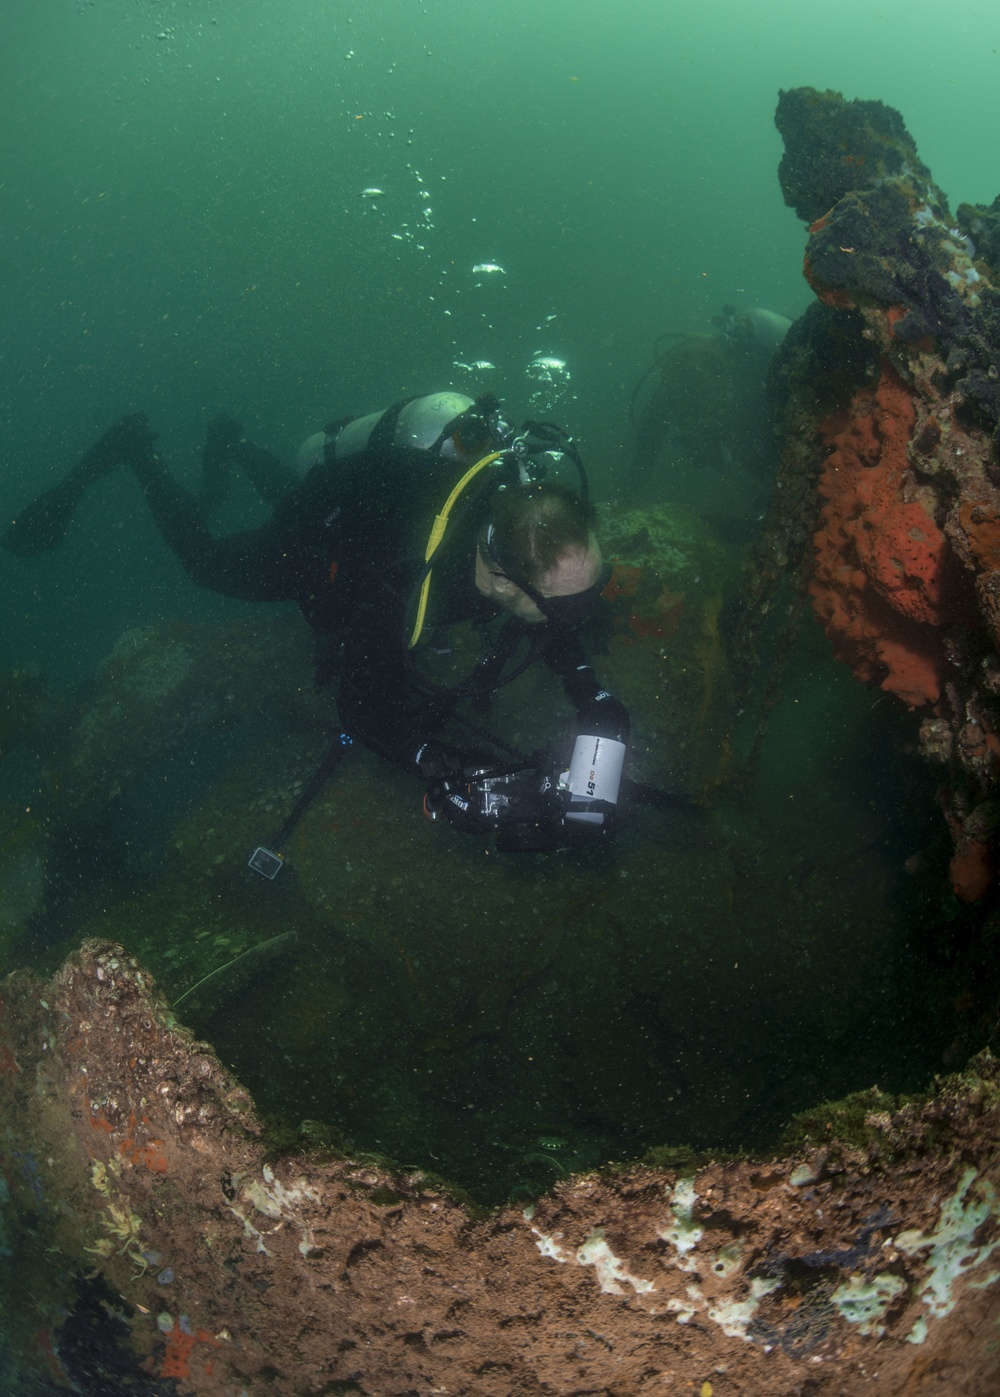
[{"x1": 431, "y1": 747, "x2": 622, "y2": 852}]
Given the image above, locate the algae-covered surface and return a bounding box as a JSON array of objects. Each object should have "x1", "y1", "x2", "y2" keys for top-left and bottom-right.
[
  {"x1": 2, "y1": 501, "x2": 994, "y2": 1396},
  {"x1": 0, "y1": 503, "x2": 964, "y2": 1209},
  {"x1": 2, "y1": 938, "x2": 996, "y2": 1396}
]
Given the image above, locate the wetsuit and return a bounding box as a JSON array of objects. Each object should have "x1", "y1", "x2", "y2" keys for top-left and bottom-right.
[{"x1": 130, "y1": 436, "x2": 619, "y2": 774}]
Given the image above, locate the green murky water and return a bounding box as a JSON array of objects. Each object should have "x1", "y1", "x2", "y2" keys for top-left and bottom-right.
[{"x1": 1, "y1": 0, "x2": 994, "y2": 1214}]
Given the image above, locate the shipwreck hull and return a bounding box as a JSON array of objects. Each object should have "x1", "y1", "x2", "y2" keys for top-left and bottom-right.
[{"x1": 750, "y1": 87, "x2": 1000, "y2": 902}]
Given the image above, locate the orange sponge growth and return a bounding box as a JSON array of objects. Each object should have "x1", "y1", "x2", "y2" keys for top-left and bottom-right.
[{"x1": 810, "y1": 364, "x2": 948, "y2": 708}]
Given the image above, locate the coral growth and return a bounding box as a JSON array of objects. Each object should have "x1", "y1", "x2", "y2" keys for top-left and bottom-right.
[
  {"x1": 810, "y1": 365, "x2": 949, "y2": 707},
  {"x1": 766, "y1": 86, "x2": 1000, "y2": 899}
]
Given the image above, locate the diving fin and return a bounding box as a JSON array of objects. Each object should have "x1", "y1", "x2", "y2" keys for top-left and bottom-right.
[
  {"x1": 2, "y1": 477, "x2": 88, "y2": 557},
  {"x1": 3, "y1": 414, "x2": 158, "y2": 557}
]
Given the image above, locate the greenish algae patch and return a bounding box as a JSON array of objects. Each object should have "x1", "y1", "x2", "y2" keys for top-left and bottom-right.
[
  {"x1": 831, "y1": 1271, "x2": 907, "y2": 1337},
  {"x1": 782, "y1": 1053, "x2": 1000, "y2": 1166},
  {"x1": 781, "y1": 1084, "x2": 924, "y2": 1156},
  {"x1": 894, "y1": 1166, "x2": 1000, "y2": 1337}
]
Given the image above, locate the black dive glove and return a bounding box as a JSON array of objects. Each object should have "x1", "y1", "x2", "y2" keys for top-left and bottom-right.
[{"x1": 574, "y1": 692, "x2": 630, "y2": 744}]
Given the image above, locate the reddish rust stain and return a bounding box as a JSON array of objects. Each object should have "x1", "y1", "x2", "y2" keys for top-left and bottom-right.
[
  {"x1": 118, "y1": 1108, "x2": 169, "y2": 1173},
  {"x1": 809, "y1": 362, "x2": 947, "y2": 708},
  {"x1": 85, "y1": 1100, "x2": 115, "y2": 1134},
  {"x1": 31, "y1": 1327, "x2": 69, "y2": 1384},
  {"x1": 160, "y1": 1326, "x2": 217, "y2": 1382},
  {"x1": 603, "y1": 563, "x2": 642, "y2": 601}
]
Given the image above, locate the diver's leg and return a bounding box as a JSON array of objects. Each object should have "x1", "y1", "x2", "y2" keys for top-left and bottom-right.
[
  {"x1": 2, "y1": 413, "x2": 157, "y2": 557},
  {"x1": 232, "y1": 440, "x2": 298, "y2": 508},
  {"x1": 196, "y1": 414, "x2": 241, "y2": 518},
  {"x1": 130, "y1": 435, "x2": 305, "y2": 602},
  {"x1": 197, "y1": 413, "x2": 298, "y2": 514}
]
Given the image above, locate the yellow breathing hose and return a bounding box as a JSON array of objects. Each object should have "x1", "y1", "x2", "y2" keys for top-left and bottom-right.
[{"x1": 408, "y1": 450, "x2": 503, "y2": 649}]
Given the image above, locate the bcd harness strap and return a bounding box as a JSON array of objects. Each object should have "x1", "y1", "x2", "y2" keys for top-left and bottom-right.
[{"x1": 407, "y1": 450, "x2": 503, "y2": 649}]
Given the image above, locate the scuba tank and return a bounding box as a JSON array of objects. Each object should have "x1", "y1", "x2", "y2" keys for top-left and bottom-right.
[
  {"x1": 331, "y1": 391, "x2": 478, "y2": 462},
  {"x1": 293, "y1": 392, "x2": 487, "y2": 478}
]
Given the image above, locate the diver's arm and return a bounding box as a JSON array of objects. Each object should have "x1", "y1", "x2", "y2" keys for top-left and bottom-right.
[
  {"x1": 337, "y1": 689, "x2": 452, "y2": 776},
  {"x1": 544, "y1": 630, "x2": 630, "y2": 742},
  {"x1": 334, "y1": 589, "x2": 454, "y2": 774},
  {"x1": 337, "y1": 684, "x2": 458, "y2": 776}
]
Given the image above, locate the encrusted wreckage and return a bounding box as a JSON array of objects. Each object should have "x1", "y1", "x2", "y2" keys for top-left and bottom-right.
[
  {"x1": 3, "y1": 88, "x2": 1000, "y2": 1395},
  {"x1": 750, "y1": 87, "x2": 1000, "y2": 902},
  {"x1": 2, "y1": 941, "x2": 999, "y2": 1395}
]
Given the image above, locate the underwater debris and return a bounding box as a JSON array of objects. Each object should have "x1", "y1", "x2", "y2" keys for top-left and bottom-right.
[
  {"x1": 627, "y1": 307, "x2": 786, "y2": 510},
  {"x1": 172, "y1": 930, "x2": 299, "y2": 1009}
]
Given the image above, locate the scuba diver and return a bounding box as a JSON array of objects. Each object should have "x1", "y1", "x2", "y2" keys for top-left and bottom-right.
[
  {"x1": 627, "y1": 303, "x2": 792, "y2": 522},
  {"x1": 3, "y1": 392, "x2": 629, "y2": 853}
]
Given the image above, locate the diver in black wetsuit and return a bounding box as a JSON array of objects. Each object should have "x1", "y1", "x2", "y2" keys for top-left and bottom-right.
[{"x1": 3, "y1": 392, "x2": 629, "y2": 847}]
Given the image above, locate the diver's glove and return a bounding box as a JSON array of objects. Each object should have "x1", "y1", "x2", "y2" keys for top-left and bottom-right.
[
  {"x1": 574, "y1": 691, "x2": 630, "y2": 743},
  {"x1": 557, "y1": 693, "x2": 629, "y2": 833}
]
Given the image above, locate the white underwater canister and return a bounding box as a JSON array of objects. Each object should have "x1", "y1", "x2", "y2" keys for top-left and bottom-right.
[{"x1": 563, "y1": 734, "x2": 626, "y2": 825}]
